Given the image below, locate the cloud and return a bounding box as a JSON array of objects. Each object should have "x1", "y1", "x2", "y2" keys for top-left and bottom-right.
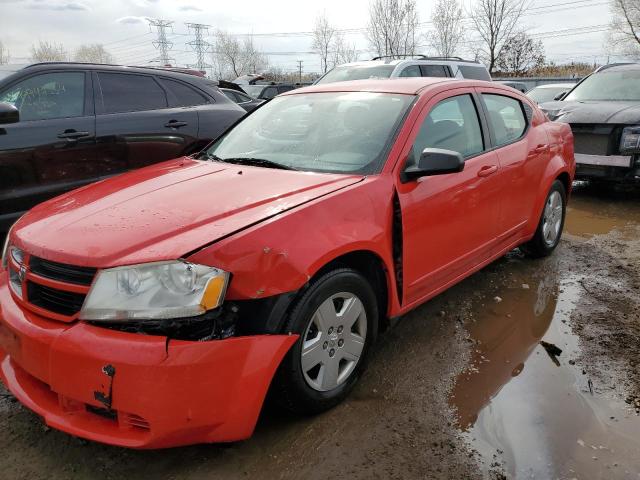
[
  {"x1": 116, "y1": 15, "x2": 149, "y2": 24},
  {"x1": 27, "y1": 1, "x2": 90, "y2": 10},
  {"x1": 179, "y1": 5, "x2": 202, "y2": 12}
]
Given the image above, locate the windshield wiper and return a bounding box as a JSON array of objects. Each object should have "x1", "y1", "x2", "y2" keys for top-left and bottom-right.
[
  {"x1": 218, "y1": 157, "x2": 298, "y2": 171},
  {"x1": 199, "y1": 151, "x2": 223, "y2": 162}
]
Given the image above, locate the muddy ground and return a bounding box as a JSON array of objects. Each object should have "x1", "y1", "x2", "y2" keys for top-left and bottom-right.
[{"x1": 1, "y1": 183, "x2": 639, "y2": 480}]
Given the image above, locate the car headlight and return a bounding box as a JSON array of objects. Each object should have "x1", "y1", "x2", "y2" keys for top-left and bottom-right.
[
  {"x1": 79, "y1": 261, "x2": 229, "y2": 321},
  {"x1": 620, "y1": 126, "x2": 640, "y2": 154},
  {"x1": 2, "y1": 218, "x2": 20, "y2": 269}
]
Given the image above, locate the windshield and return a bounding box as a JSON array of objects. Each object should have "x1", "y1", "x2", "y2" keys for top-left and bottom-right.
[
  {"x1": 527, "y1": 86, "x2": 572, "y2": 103},
  {"x1": 206, "y1": 91, "x2": 414, "y2": 174},
  {"x1": 564, "y1": 70, "x2": 640, "y2": 101},
  {"x1": 241, "y1": 85, "x2": 265, "y2": 98},
  {"x1": 316, "y1": 65, "x2": 395, "y2": 84}
]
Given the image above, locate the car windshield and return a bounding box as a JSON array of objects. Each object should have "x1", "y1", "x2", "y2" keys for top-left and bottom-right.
[
  {"x1": 316, "y1": 65, "x2": 396, "y2": 84},
  {"x1": 564, "y1": 70, "x2": 640, "y2": 101},
  {"x1": 241, "y1": 85, "x2": 266, "y2": 98},
  {"x1": 206, "y1": 91, "x2": 414, "y2": 174},
  {"x1": 527, "y1": 86, "x2": 572, "y2": 103}
]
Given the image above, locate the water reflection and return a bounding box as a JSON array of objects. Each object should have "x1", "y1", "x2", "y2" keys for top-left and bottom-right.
[{"x1": 451, "y1": 260, "x2": 559, "y2": 431}]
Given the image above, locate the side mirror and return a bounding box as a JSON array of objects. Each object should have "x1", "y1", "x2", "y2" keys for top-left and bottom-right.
[
  {"x1": 0, "y1": 102, "x2": 19, "y2": 125},
  {"x1": 402, "y1": 148, "x2": 465, "y2": 182},
  {"x1": 553, "y1": 91, "x2": 568, "y2": 101}
]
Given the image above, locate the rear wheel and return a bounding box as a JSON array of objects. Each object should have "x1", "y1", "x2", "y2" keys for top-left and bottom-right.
[
  {"x1": 272, "y1": 268, "x2": 378, "y2": 414},
  {"x1": 521, "y1": 180, "x2": 566, "y2": 258}
]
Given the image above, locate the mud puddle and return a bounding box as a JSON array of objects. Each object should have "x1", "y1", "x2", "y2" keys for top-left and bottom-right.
[{"x1": 451, "y1": 186, "x2": 640, "y2": 479}]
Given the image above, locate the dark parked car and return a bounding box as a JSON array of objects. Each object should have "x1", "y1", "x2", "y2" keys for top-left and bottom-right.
[
  {"x1": 221, "y1": 88, "x2": 264, "y2": 112},
  {"x1": 241, "y1": 83, "x2": 297, "y2": 101},
  {"x1": 0, "y1": 62, "x2": 245, "y2": 234},
  {"x1": 496, "y1": 81, "x2": 528, "y2": 93},
  {"x1": 540, "y1": 63, "x2": 640, "y2": 183}
]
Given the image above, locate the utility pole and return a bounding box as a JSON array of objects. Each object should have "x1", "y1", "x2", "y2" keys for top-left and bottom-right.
[
  {"x1": 148, "y1": 19, "x2": 174, "y2": 66},
  {"x1": 297, "y1": 59, "x2": 303, "y2": 83},
  {"x1": 186, "y1": 23, "x2": 212, "y2": 74}
]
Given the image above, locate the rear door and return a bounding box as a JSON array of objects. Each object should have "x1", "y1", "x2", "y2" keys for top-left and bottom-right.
[
  {"x1": 397, "y1": 90, "x2": 502, "y2": 306},
  {"x1": 0, "y1": 70, "x2": 96, "y2": 230},
  {"x1": 477, "y1": 89, "x2": 549, "y2": 238},
  {"x1": 94, "y1": 71, "x2": 199, "y2": 172}
]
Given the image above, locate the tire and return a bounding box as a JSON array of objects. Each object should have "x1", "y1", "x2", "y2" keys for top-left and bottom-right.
[
  {"x1": 272, "y1": 268, "x2": 378, "y2": 415},
  {"x1": 521, "y1": 180, "x2": 567, "y2": 258}
]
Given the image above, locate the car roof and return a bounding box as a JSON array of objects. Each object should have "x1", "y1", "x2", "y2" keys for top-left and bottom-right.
[
  {"x1": 595, "y1": 62, "x2": 640, "y2": 72},
  {"x1": 283, "y1": 78, "x2": 506, "y2": 96},
  {"x1": 21, "y1": 62, "x2": 208, "y2": 82},
  {"x1": 335, "y1": 58, "x2": 481, "y2": 69}
]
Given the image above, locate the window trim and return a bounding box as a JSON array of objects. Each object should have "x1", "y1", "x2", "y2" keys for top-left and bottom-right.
[
  {"x1": 0, "y1": 70, "x2": 91, "y2": 122},
  {"x1": 476, "y1": 89, "x2": 530, "y2": 151},
  {"x1": 94, "y1": 71, "x2": 169, "y2": 115}
]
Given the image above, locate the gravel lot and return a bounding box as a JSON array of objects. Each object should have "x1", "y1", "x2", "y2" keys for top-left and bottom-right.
[{"x1": 1, "y1": 183, "x2": 639, "y2": 479}]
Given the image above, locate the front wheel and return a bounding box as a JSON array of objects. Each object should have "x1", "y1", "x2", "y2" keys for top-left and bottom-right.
[
  {"x1": 521, "y1": 180, "x2": 567, "y2": 258},
  {"x1": 272, "y1": 268, "x2": 378, "y2": 415}
]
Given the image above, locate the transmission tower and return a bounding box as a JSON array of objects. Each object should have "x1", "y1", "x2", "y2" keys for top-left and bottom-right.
[
  {"x1": 185, "y1": 23, "x2": 212, "y2": 73},
  {"x1": 148, "y1": 19, "x2": 174, "y2": 66}
]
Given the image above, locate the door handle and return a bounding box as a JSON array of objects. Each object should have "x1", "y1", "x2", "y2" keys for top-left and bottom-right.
[
  {"x1": 477, "y1": 165, "x2": 498, "y2": 177},
  {"x1": 57, "y1": 130, "x2": 90, "y2": 140},
  {"x1": 527, "y1": 144, "x2": 549, "y2": 158},
  {"x1": 164, "y1": 120, "x2": 188, "y2": 128}
]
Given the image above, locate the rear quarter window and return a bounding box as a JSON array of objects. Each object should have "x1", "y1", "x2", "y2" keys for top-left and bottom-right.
[{"x1": 159, "y1": 78, "x2": 210, "y2": 107}]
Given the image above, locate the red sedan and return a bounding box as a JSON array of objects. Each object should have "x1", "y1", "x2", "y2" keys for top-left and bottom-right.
[{"x1": 0, "y1": 78, "x2": 574, "y2": 448}]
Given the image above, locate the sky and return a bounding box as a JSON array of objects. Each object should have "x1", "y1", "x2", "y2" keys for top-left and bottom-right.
[{"x1": 0, "y1": 0, "x2": 624, "y2": 75}]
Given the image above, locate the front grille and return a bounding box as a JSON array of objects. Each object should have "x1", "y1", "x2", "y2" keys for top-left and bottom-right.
[
  {"x1": 29, "y1": 256, "x2": 96, "y2": 286},
  {"x1": 570, "y1": 124, "x2": 619, "y2": 155},
  {"x1": 27, "y1": 281, "x2": 86, "y2": 316}
]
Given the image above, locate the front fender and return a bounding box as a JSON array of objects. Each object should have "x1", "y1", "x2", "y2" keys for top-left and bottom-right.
[{"x1": 187, "y1": 177, "x2": 396, "y2": 301}]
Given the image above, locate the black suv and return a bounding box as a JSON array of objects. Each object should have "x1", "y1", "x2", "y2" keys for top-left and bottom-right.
[
  {"x1": 540, "y1": 63, "x2": 640, "y2": 183},
  {"x1": 0, "y1": 62, "x2": 245, "y2": 234}
]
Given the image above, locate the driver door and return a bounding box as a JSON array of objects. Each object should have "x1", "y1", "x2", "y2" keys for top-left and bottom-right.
[{"x1": 396, "y1": 90, "x2": 502, "y2": 306}]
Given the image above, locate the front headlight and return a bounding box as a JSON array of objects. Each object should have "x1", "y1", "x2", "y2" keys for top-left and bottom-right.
[
  {"x1": 79, "y1": 261, "x2": 229, "y2": 321},
  {"x1": 620, "y1": 126, "x2": 640, "y2": 154}
]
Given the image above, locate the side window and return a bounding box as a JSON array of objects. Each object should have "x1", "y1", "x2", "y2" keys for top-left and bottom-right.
[
  {"x1": 458, "y1": 65, "x2": 492, "y2": 81},
  {"x1": 412, "y1": 94, "x2": 484, "y2": 160},
  {"x1": 262, "y1": 87, "x2": 278, "y2": 99},
  {"x1": 399, "y1": 65, "x2": 421, "y2": 77},
  {"x1": 420, "y1": 65, "x2": 449, "y2": 78},
  {"x1": 0, "y1": 72, "x2": 85, "y2": 121},
  {"x1": 482, "y1": 94, "x2": 527, "y2": 147},
  {"x1": 158, "y1": 78, "x2": 209, "y2": 107},
  {"x1": 277, "y1": 85, "x2": 293, "y2": 94},
  {"x1": 98, "y1": 73, "x2": 167, "y2": 114},
  {"x1": 235, "y1": 92, "x2": 251, "y2": 103}
]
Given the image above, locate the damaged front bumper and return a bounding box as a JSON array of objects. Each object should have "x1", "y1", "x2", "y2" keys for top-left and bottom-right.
[{"x1": 0, "y1": 277, "x2": 297, "y2": 449}]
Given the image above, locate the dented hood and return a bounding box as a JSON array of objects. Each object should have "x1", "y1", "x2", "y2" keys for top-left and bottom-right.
[
  {"x1": 540, "y1": 100, "x2": 640, "y2": 124},
  {"x1": 13, "y1": 158, "x2": 362, "y2": 267}
]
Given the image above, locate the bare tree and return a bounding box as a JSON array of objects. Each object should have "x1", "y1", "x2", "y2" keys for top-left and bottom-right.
[
  {"x1": 0, "y1": 40, "x2": 9, "y2": 64},
  {"x1": 469, "y1": 0, "x2": 530, "y2": 73},
  {"x1": 495, "y1": 32, "x2": 545, "y2": 75},
  {"x1": 31, "y1": 40, "x2": 68, "y2": 62},
  {"x1": 74, "y1": 44, "x2": 114, "y2": 64},
  {"x1": 608, "y1": 0, "x2": 640, "y2": 57},
  {"x1": 366, "y1": 0, "x2": 419, "y2": 58},
  {"x1": 211, "y1": 31, "x2": 269, "y2": 80},
  {"x1": 333, "y1": 32, "x2": 359, "y2": 65},
  {"x1": 430, "y1": 0, "x2": 465, "y2": 57},
  {"x1": 312, "y1": 13, "x2": 336, "y2": 73}
]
